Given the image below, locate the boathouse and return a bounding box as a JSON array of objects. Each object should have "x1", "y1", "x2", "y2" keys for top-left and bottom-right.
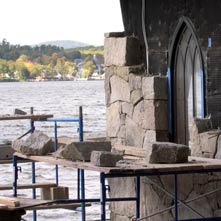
[{"x1": 105, "y1": 0, "x2": 221, "y2": 220}]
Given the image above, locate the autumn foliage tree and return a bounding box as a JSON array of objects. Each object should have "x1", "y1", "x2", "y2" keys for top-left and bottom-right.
[{"x1": 0, "y1": 39, "x2": 104, "y2": 81}]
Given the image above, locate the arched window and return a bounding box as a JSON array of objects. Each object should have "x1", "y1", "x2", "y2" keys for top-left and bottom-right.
[{"x1": 168, "y1": 17, "x2": 205, "y2": 145}]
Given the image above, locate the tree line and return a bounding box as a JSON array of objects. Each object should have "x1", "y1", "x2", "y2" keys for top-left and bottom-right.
[{"x1": 0, "y1": 39, "x2": 104, "y2": 81}]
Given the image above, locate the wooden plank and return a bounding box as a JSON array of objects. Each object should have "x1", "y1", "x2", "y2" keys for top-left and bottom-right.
[
  {"x1": 0, "y1": 159, "x2": 30, "y2": 165},
  {"x1": 0, "y1": 198, "x2": 90, "y2": 211},
  {"x1": 113, "y1": 144, "x2": 146, "y2": 158},
  {"x1": 0, "y1": 197, "x2": 20, "y2": 207},
  {"x1": 14, "y1": 152, "x2": 221, "y2": 175},
  {"x1": 0, "y1": 183, "x2": 57, "y2": 191},
  {"x1": 14, "y1": 152, "x2": 114, "y2": 173},
  {"x1": 26, "y1": 202, "x2": 91, "y2": 210},
  {"x1": 0, "y1": 114, "x2": 53, "y2": 121}
]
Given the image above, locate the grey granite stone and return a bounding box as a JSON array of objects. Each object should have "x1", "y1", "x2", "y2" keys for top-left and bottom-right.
[
  {"x1": 12, "y1": 131, "x2": 54, "y2": 156},
  {"x1": 104, "y1": 37, "x2": 142, "y2": 66},
  {"x1": 90, "y1": 151, "x2": 123, "y2": 167},
  {"x1": 149, "y1": 142, "x2": 190, "y2": 163},
  {"x1": 54, "y1": 141, "x2": 112, "y2": 162}
]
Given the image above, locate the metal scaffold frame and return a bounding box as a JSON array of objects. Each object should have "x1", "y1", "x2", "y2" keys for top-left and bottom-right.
[
  {"x1": 10, "y1": 108, "x2": 221, "y2": 221},
  {"x1": 13, "y1": 152, "x2": 221, "y2": 221},
  {"x1": 13, "y1": 106, "x2": 85, "y2": 221}
]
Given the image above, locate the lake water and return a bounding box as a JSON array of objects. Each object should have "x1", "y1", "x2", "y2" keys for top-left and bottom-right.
[{"x1": 0, "y1": 80, "x2": 107, "y2": 221}]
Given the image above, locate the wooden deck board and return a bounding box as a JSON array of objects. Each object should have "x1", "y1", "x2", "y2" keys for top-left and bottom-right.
[
  {"x1": 26, "y1": 202, "x2": 91, "y2": 210},
  {"x1": 0, "y1": 114, "x2": 53, "y2": 121},
  {"x1": 14, "y1": 152, "x2": 221, "y2": 175},
  {"x1": 0, "y1": 197, "x2": 91, "y2": 211},
  {"x1": 0, "y1": 183, "x2": 57, "y2": 190}
]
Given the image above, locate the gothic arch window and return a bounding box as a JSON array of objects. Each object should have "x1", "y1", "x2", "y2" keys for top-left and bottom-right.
[{"x1": 168, "y1": 17, "x2": 205, "y2": 145}]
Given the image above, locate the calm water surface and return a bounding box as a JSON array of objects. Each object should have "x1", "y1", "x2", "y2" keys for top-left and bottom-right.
[{"x1": 0, "y1": 81, "x2": 107, "y2": 221}]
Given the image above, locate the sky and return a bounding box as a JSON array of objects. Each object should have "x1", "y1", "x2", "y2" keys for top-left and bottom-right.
[{"x1": 0, "y1": 0, "x2": 124, "y2": 46}]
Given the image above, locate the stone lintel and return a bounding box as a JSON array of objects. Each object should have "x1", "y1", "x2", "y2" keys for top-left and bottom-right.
[{"x1": 104, "y1": 32, "x2": 126, "y2": 38}]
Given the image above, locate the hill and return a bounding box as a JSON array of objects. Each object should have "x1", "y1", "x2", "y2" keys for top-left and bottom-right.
[{"x1": 36, "y1": 40, "x2": 89, "y2": 49}]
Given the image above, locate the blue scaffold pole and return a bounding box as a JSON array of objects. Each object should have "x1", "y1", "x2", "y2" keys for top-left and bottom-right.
[
  {"x1": 174, "y1": 174, "x2": 178, "y2": 221},
  {"x1": 32, "y1": 161, "x2": 37, "y2": 221},
  {"x1": 30, "y1": 107, "x2": 37, "y2": 221},
  {"x1": 80, "y1": 169, "x2": 86, "y2": 221},
  {"x1": 13, "y1": 155, "x2": 18, "y2": 197},
  {"x1": 78, "y1": 106, "x2": 85, "y2": 220},
  {"x1": 54, "y1": 121, "x2": 59, "y2": 185},
  {"x1": 100, "y1": 172, "x2": 106, "y2": 221},
  {"x1": 79, "y1": 106, "x2": 83, "y2": 142},
  {"x1": 136, "y1": 175, "x2": 141, "y2": 219}
]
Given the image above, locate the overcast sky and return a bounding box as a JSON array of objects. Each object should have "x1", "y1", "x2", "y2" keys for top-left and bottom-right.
[{"x1": 0, "y1": 0, "x2": 124, "y2": 46}]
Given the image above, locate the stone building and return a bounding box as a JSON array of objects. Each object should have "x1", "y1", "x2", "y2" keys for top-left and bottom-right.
[{"x1": 105, "y1": 0, "x2": 221, "y2": 220}]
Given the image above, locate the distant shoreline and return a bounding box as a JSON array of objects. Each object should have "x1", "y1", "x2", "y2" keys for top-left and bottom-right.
[
  {"x1": 0, "y1": 78, "x2": 104, "y2": 83},
  {"x1": 0, "y1": 79, "x2": 19, "y2": 82}
]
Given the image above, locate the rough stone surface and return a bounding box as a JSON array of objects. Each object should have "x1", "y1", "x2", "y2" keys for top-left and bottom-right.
[
  {"x1": 148, "y1": 142, "x2": 190, "y2": 163},
  {"x1": 199, "y1": 132, "x2": 217, "y2": 158},
  {"x1": 129, "y1": 74, "x2": 142, "y2": 91},
  {"x1": 53, "y1": 141, "x2": 112, "y2": 162},
  {"x1": 215, "y1": 135, "x2": 221, "y2": 159},
  {"x1": 14, "y1": 109, "x2": 27, "y2": 115},
  {"x1": 142, "y1": 100, "x2": 168, "y2": 130},
  {"x1": 132, "y1": 100, "x2": 145, "y2": 128},
  {"x1": 0, "y1": 143, "x2": 15, "y2": 160},
  {"x1": 161, "y1": 174, "x2": 194, "y2": 201},
  {"x1": 191, "y1": 130, "x2": 220, "y2": 158},
  {"x1": 190, "y1": 117, "x2": 220, "y2": 158},
  {"x1": 140, "y1": 177, "x2": 173, "y2": 221},
  {"x1": 176, "y1": 191, "x2": 213, "y2": 219},
  {"x1": 12, "y1": 131, "x2": 54, "y2": 156},
  {"x1": 53, "y1": 143, "x2": 83, "y2": 161},
  {"x1": 117, "y1": 125, "x2": 126, "y2": 138},
  {"x1": 90, "y1": 151, "x2": 123, "y2": 167},
  {"x1": 106, "y1": 102, "x2": 121, "y2": 137},
  {"x1": 188, "y1": 116, "x2": 221, "y2": 159},
  {"x1": 142, "y1": 76, "x2": 168, "y2": 100},
  {"x1": 125, "y1": 117, "x2": 145, "y2": 147},
  {"x1": 108, "y1": 177, "x2": 136, "y2": 218},
  {"x1": 106, "y1": 66, "x2": 129, "y2": 83},
  {"x1": 108, "y1": 173, "x2": 221, "y2": 221},
  {"x1": 143, "y1": 130, "x2": 168, "y2": 149},
  {"x1": 131, "y1": 89, "x2": 142, "y2": 105},
  {"x1": 110, "y1": 75, "x2": 130, "y2": 103},
  {"x1": 191, "y1": 118, "x2": 213, "y2": 134},
  {"x1": 121, "y1": 102, "x2": 133, "y2": 117},
  {"x1": 104, "y1": 37, "x2": 142, "y2": 66}
]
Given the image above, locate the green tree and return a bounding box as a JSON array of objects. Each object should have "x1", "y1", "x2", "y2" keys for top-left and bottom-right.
[
  {"x1": 16, "y1": 63, "x2": 30, "y2": 80},
  {"x1": 82, "y1": 61, "x2": 96, "y2": 78}
]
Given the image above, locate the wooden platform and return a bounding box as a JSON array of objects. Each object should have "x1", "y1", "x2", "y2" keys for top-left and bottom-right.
[
  {"x1": 0, "y1": 183, "x2": 57, "y2": 191},
  {"x1": 0, "y1": 197, "x2": 90, "y2": 211},
  {"x1": 14, "y1": 152, "x2": 221, "y2": 175},
  {"x1": 0, "y1": 114, "x2": 53, "y2": 121}
]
